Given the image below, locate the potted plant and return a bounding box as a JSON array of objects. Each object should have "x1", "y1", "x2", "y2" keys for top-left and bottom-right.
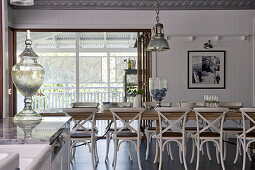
[{"x1": 126, "y1": 85, "x2": 144, "y2": 107}]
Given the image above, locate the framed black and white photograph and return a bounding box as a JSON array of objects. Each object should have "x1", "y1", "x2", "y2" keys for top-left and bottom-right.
[{"x1": 188, "y1": 51, "x2": 225, "y2": 89}]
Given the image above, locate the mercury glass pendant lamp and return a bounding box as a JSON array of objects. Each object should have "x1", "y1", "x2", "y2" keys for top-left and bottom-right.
[
  {"x1": 10, "y1": 0, "x2": 34, "y2": 6},
  {"x1": 11, "y1": 30, "x2": 45, "y2": 121},
  {"x1": 147, "y1": 0, "x2": 169, "y2": 51}
]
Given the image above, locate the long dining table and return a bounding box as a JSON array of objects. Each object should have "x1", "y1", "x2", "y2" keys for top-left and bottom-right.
[
  {"x1": 44, "y1": 109, "x2": 243, "y2": 120},
  {"x1": 41, "y1": 108, "x2": 245, "y2": 162}
]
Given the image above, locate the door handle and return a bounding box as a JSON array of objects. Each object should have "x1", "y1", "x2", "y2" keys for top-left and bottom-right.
[{"x1": 8, "y1": 89, "x2": 12, "y2": 95}]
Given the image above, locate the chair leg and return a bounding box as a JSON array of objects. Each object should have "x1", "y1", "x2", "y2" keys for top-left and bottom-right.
[
  {"x1": 95, "y1": 141, "x2": 99, "y2": 164},
  {"x1": 179, "y1": 143, "x2": 183, "y2": 164},
  {"x1": 113, "y1": 139, "x2": 118, "y2": 170},
  {"x1": 182, "y1": 140, "x2": 188, "y2": 170},
  {"x1": 91, "y1": 143, "x2": 96, "y2": 170},
  {"x1": 196, "y1": 144, "x2": 200, "y2": 170},
  {"x1": 223, "y1": 134, "x2": 227, "y2": 161},
  {"x1": 168, "y1": 142, "x2": 173, "y2": 160},
  {"x1": 154, "y1": 139, "x2": 159, "y2": 164},
  {"x1": 167, "y1": 142, "x2": 170, "y2": 156},
  {"x1": 247, "y1": 147, "x2": 252, "y2": 161},
  {"x1": 145, "y1": 132, "x2": 150, "y2": 160},
  {"x1": 128, "y1": 141, "x2": 133, "y2": 161},
  {"x1": 215, "y1": 143, "x2": 220, "y2": 164},
  {"x1": 201, "y1": 142, "x2": 205, "y2": 155},
  {"x1": 159, "y1": 140, "x2": 163, "y2": 170},
  {"x1": 137, "y1": 140, "x2": 142, "y2": 170},
  {"x1": 242, "y1": 143, "x2": 246, "y2": 170},
  {"x1": 105, "y1": 132, "x2": 111, "y2": 161},
  {"x1": 234, "y1": 138, "x2": 239, "y2": 164},
  {"x1": 206, "y1": 142, "x2": 212, "y2": 161},
  {"x1": 190, "y1": 138, "x2": 195, "y2": 163},
  {"x1": 220, "y1": 140, "x2": 226, "y2": 170}
]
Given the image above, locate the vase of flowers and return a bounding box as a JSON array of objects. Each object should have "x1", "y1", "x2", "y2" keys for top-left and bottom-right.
[{"x1": 126, "y1": 85, "x2": 144, "y2": 107}]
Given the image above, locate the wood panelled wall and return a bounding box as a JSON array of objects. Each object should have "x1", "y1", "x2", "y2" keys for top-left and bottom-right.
[{"x1": 0, "y1": 0, "x2": 3, "y2": 118}]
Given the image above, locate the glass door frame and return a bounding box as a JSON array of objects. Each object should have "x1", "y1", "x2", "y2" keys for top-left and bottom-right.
[{"x1": 10, "y1": 29, "x2": 151, "y2": 115}]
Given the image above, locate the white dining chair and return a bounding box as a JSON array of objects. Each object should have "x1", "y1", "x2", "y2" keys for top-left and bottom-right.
[
  {"x1": 155, "y1": 107, "x2": 191, "y2": 170},
  {"x1": 192, "y1": 107, "x2": 228, "y2": 170},
  {"x1": 234, "y1": 108, "x2": 255, "y2": 170},
  {"x1": 110, "y1": 108, "x2": 145, "y2": 170},
  {"x1": 220, "y1": 102, "x2": 243, "y2": 160},
  {"x1": 105, "y1": 102, "x2": 133, "y2": 161},
  {"x1": 218, "y1": 102, "x2": 242, "y2": 109},
  {"x1": 62, "y1": 107, "x2": 99, "y2": 170},
  {"x1": 179, "y1": 102, "x2": 211, "y2": 161},
  {"x1": 144, "y1": 102, "x2": 173, "y2": 160},
  {"x1": 178, "y1": 102, "x2": 196, "y2": 108}
]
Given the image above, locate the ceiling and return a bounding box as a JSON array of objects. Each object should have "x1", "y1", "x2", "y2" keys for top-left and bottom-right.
[
  {"x1": 17, "y1": 32, "x2": 137, "y2": 49},
  {"x1": 9, "y1": 0, "x2": 255, "y2": 10}
]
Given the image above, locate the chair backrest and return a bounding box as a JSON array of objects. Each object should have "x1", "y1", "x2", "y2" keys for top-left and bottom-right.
[
  {"x1": 110, "y1": 108, "x2": 145, "y2": 136},
  {"x1": 40, "y1": 108, "x2": 69, "y2": 117},
  {"x1": 239, "y1": 108, "x2": 255, "y2": 138},
  {"x1": 218, "y1": 102, "x2": 242, "y2": 109},
  {"x1": 70, "y1": 102, "x2": 99, "y2": 108},
  {"x1": 196, "y1": 102, "x2": 205, "y2": 107},
  {"x1": 62, "y1": 108, "x2": 98, "y2": 134},
  {"x1": 193, "y1": 107, "x2": 229, "y2": 136},
  {"x1": 178, "y1": 102, "x2": 196, "y2": 109},
  {"x1": 156, "y1": 107, "x2": 191, "y2": 136},
  {"x1": 117, "y1": 102, "x2": 133, "y2": 108}
]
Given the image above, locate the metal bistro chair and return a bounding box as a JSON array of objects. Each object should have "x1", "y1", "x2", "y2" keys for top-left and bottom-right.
[
  {"x1": 63, "y1": 107, "x2": 99, "y2": 170},
  {"x1": 192, "y1": 107, "x2": 229, "y2": 170},
  {"x1": 110, "y1": 108, "x2": 145, "y2": 170},
  {"x1": 235, "y1": 108, "x2": 255, "y2": 170},
  {"x1": 155, "y1": 107, "x2": 191, "y2": 170}
]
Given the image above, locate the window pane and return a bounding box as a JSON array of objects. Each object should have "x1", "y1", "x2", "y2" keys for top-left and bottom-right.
[{"x1": 16, "y1": 32, "x2": 76, "y2": 113}]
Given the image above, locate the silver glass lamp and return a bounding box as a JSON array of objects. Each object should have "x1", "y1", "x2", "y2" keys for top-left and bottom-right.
[
  {"x1": 147, "y1": 0, "x2": 169, "y2": 52},
  {"x1": 11, "y1": 30, "x2": 45, "y2": 121},
  {"x1": 10, "y1": 0, "x2": 34, "y2": 6}
]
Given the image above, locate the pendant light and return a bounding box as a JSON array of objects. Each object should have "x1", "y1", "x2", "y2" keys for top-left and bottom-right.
[
  {"x1": 147, "y1": 0, "x2": 169, "y2": 51},
  {"x1": 10, "y1": 0, "x2": 34, "y2": 6}
]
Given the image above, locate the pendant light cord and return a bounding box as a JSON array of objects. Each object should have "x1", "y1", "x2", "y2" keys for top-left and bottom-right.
[{"x1": 156, "y1": 0, "x2": 159, "y2": 23}]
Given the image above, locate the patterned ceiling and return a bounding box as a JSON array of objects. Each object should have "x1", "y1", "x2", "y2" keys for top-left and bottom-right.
[{"x1": 9, "y1": 0, "x2": 255, "y2": 10}]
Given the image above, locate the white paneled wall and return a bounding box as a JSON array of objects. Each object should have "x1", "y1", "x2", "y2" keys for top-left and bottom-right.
[{"x1": 9, "y1": 9, "x2": 255, "y2": 107}]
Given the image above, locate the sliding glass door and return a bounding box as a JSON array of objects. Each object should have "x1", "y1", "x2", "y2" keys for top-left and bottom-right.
[{"x1": 15, "y1": 31, "x2": 139, "y2": 113}]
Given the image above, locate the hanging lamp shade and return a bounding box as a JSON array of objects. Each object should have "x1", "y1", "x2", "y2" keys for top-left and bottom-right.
[
  {"x1": 10, "y1": 0, "x2": 34, "y2": 6},
  {"x1": 147, "y1": 23, "x2": 169, "y2": 51}
]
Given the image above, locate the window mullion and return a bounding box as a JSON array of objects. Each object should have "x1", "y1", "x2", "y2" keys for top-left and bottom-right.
[{"x1": 76, "y1": 33, "x2": 80, "y2": 101}]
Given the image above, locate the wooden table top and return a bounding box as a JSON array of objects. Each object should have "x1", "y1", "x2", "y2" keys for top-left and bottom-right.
[{"x1": 41, "y1": 109, "x2": 244, "y2": 120}]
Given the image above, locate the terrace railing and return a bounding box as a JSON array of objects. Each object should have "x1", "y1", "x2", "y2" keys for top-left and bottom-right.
[{"x1": 18, "y1": 87, "x2": 134, "y2": 113}]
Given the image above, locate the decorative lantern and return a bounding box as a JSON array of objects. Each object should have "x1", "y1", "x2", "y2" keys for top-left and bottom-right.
[{"x1": 11, "y1": 30, "x2": 45, "y2": 121}]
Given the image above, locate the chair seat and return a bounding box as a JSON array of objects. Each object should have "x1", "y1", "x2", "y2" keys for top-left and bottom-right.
[
  {"x1": 223, "y1": 127, "x2": 243, "y2": 131},
  {"x1": 199, "y1": 132, "x2": 220, "y2": 138},
  {"x1": 116, "y1": 132, "x2": 137, "y2": 137},
  {"x1": 108, "y1": 128, "x2": 130, "y2": 132},
  {"x1": 71, "y1": 132, "x2": 92, "y2": 138},
  {"x1": 162, "y1": 132, "x2": 183, "y2": 138},
  {"x1": 147, "y1": 127, "x2": 157, "y2": 131},
  {"x1": 146, "y1": 127, "x2": 169, "y2": 131},
  {"x1": 76, "y1": 128, "x2": 98, "y2": 132},
  {"x1": 185, "y1": 127, "x2": 204, "y2": 131},
  {"x1": 238, "y1": 132, "x2": 255, "y2": 138}
]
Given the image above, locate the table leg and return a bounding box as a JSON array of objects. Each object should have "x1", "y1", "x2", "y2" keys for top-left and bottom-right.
[{"x1": 155, "y1": 120, "x2": 160, "y2": 163}]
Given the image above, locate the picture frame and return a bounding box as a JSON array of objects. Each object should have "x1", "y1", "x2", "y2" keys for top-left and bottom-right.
[{"x1": 188, "y1": 50, "x2": 225, "y2": 89}]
